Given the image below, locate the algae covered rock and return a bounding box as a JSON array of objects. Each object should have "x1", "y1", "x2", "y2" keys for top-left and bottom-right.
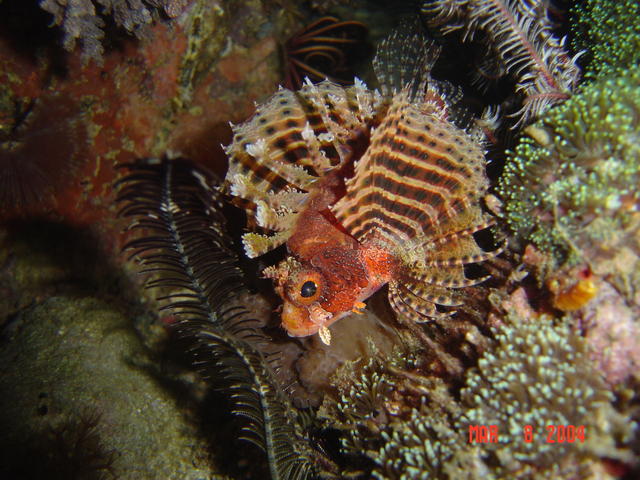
[
  {"x1": 0, "y1": 223, "x2": 217, "y2": 479},
  {"x1": 0, "y1": 294, "x2": 215, "y2": 479}
]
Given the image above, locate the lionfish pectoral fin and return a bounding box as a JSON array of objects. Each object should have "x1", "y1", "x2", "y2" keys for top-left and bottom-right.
[
  {"x1": 402, "y1": 280, "x2": 463, "y2": 307},
  {"x1": 242, "y1": 231, "x2": 290, "y2": 258},
  {"x1": 254, "y1": 200, "x2": 298, "y2": 231},
  {"x1": 404, "y1": 262, "x2": 490, "y2": 289},
  {"x1": 388, "y1": 282, "x2": 455, "y2": 323}
]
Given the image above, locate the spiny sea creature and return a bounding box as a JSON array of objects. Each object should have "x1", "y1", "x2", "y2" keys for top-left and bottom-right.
[
  {"x1": 282, "y1": 16, "x2": 368, "y2": 90},
  {"x1": 0, "y1": 92, "x2": 88, "y2": 217},
  {"x1": 225, "y1": 26, "x2": 502, "y2": 344},
  {"x1": 116, "y1": 157, "x2": 318, "y2": 479},
  {"x1": 422, "y1": 0, "x2": 582, "y2": 128}
]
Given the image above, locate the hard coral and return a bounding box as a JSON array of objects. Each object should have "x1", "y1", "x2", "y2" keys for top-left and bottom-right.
[{"x1": 497, "y1": 69, "x2": 640, "y2": 268}]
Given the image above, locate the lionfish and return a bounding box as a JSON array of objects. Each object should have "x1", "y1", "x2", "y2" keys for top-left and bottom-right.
[{"x1": 224, "y1": 26, "x2": 501, "y2": 344}]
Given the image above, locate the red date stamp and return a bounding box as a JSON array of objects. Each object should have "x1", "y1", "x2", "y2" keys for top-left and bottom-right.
[{"x1": 469, "y1": 425, "x2": 586, "y2": 444}]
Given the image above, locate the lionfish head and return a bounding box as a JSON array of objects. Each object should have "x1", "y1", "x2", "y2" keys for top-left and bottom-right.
[{"x1": 263, "y1": 254, "x2": 369, "y2": 343}]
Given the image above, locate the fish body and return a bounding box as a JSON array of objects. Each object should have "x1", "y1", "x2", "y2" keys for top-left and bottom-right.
[
  {"x1": 224, "y1": 31, "x2": 498, "y2": 342},
  {"x1": 270, "y1": 170, "x2": 398, "y2": 337}
]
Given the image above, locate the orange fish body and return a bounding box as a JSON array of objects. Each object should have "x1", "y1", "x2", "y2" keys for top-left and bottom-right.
[
  {"x1": 224, "y1": 29, "x2": 500, "y2": 343},
  {"x1": 271, "y1": 171, "x2": 398, "y2": 337}
]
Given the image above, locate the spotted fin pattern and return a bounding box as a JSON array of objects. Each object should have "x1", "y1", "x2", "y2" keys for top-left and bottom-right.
[{"x1": 225, "y1": 80, "x2": 382, "y2": 257}]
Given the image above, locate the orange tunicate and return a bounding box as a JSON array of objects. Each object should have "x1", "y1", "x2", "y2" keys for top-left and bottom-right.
[{"x1": 550, "y1": 272, "x2": 598, "y2": 312}]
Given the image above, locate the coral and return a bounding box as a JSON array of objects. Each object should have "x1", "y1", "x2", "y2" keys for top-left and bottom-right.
[
  {"x1": 497, "y1": 68, "x2": 640, "y2": 267},
  {"x1": 578, "y1": 280, "x2": 640, "y2": 386},
  {"x1": 370, "y1": 405, "x2": 463, "y2": 480},
  {"x1": 319, "y1": 312, "x2": 637, "y2": 479},
  {"x1": 320, "y1": 341, "x2": 470, "y2": 478},
  {"x1": 459, "y1": 314, "x2": 635, "y2": 476},
  {"x1": 39, "y1": 0, "x2": 189, "y2": 63},
  {"x1": 571, "y1": 0, "x2": 640, "y2": 79}
]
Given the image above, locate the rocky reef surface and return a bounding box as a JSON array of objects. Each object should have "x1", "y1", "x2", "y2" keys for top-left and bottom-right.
[{"x1": 1, "y1": 1, "x2": 639, "y2": 479}]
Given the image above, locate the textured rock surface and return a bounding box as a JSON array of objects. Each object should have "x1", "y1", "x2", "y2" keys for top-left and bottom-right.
[{"x1": 0, "y1": 225, "x2": 217, "y2": 479}]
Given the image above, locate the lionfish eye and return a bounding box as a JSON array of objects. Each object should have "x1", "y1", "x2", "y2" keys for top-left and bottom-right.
[{"x1": 300, "y1": 280, "x2": 317, "y2": 298}]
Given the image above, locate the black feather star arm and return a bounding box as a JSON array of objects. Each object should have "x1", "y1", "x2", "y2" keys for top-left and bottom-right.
[
  {"x1": 116, "y1": 156, "x2": 243, "y2": 322},
  {"x1": 115, "y1": 156, "x2": 317, "y2": 480}
]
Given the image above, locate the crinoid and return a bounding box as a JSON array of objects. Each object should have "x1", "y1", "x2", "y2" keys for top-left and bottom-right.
[
  {"x1": 116, "y1": 156, "x2": 318, "y2": 480},
  {"x1": 282, "y1": 16, "x2": 368, "y2": 90},
  {"x1": 422, "y1": 0, "x2": 582, "y2": 128}
]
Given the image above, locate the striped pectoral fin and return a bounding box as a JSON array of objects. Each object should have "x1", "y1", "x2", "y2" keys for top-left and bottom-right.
[
  {"x1": 402, "y1": 280, "x2": 463, "y2": 307},
  {"x1": 242, "y1": 231, "x2": 290, "y2": 258},
  {"x1": 229, "y1": 173, "x2": 308, "y2": 210},
  {"x1": 420, "y1": 217, "x2": 495, "y2": 251},
  {"x1": 424, "y1": 237, "x2": 494, "y2": 267},
  {"x1": 254, "y1": 200, "x2": 298, "y2": 232},
  {"x1": 406, "y1": 263, "x2": 489, "y2": 289},
  {"x1": 388, "y1": 281, "x2": 455, "y2": 323}
]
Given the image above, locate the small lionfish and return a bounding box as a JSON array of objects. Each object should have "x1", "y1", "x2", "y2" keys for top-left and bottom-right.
[{"x1": 224, "y1": 26, "x2": 501, "y2": 344}]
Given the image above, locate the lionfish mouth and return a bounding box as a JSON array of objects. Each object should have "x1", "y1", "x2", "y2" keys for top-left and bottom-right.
[{"x1": 281, "y1": 302, "x2": 329, "y2": 337}]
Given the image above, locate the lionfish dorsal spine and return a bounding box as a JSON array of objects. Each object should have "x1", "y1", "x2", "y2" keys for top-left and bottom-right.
[{"x1": 372, "y1": 19, "x2": 441, "y2": 100}]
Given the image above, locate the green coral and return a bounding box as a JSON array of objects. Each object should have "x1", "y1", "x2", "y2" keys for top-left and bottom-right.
[
  {"x1": 571, "y1": 0, "x2": 640, "y2": 78},
  {"x1": 497, "y1": 69, "x2": 640, "y2": 266}
]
